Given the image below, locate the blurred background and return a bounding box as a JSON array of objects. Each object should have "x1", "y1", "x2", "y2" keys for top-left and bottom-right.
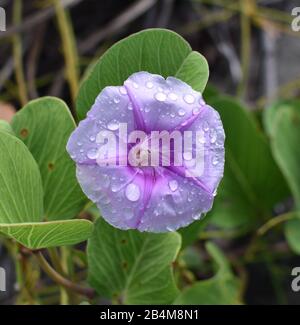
[{"x1": 0, "y1": 0, "x2": 300, "y2": 305}]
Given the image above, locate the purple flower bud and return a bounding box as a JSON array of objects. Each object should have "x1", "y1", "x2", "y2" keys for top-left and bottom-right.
[{"x1": 67, "y1": 72, "x2": 225, "y2": 232}]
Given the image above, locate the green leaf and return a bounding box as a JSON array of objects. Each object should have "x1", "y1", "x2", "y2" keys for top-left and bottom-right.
[
  {"x1": 12, "y1": 97, "x2": 87, "y2": 220},
  {"x1": 0, "y1": 120, "x2": 14, "y2": 135},
  {"x1": 266, "y1": 102, "x2": 300, "y2": 254},
  {"x1": 209, "y1": 97, "x2": 289, "y2": 228},
  {"x1": 88, "y1": 218, "x2": 181, "y2": 305},
  {"x1": 0, "y1": 130, "x2": 94, "y2": 249},
  {"x1": 266, "y1": 101, "x2": 300, "y2": 208},
  {"x1": 175, "y1": 51, "x2": 209, "y2": 92},
  {"x1": 0, "y1": 130, "x2": 43, "y2": 224},
  {"x1": 174, "y1": 242, "x2": 241, "y2": 305},
  {"x1": 263, "y1": 99, "x2": 300, "y2": 138},
  {"x1": 76, "y1": 28, "x2": 209, "y2": 120},
  {"x1": 0, "y1": 219, "x2": 94, "y2": 249}
]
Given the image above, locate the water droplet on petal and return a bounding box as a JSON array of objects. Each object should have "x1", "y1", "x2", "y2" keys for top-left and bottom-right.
[
  {"x1": 146, "y1": 81, "x2": 153, "y2": 89},
  {"x1": 108, "y1": 120, "x2": 119, "y2": 131},
  {"x1": 210, "y1": 129, "x2": 217, "y2": 143},
  {"x1": 70, "y1": 153, "x2": 76, "y2": 159},
  {"x1": 125, "y1": 183, "x2": 140, "y2": 202},
  {"x1": 145, "y1": 106, "x2": 151, "y2": 113},
  {"x1": 155, "y1": 92, "x2": 167, "y2": 102},
  {"x1": 167, "y1": 226, "x2": 175, "y2": 232},
  {"x1": 132, "y1": 82, "x2": 139, "y2": 89},
  {"x1": 202, "y1": 121, "x2": 209, "y2": 132},
  {"x1": 168, "y1": 93, "x2": 178, "y2": 101},
  {"x1": 111, "y1": 184, "x2": 120, "y2": 193},
  {"x1": 193, "y1": 107, "x2": 200, "y2": 115},
  {"x1": 184, "y1": 94, "x2": 195, "y2": 104},
  {"x1": 199, "y1": 97, "x2": 205, "y2": 105},
  {"x1": 89, "y1": 135, "x2": 96, "y2": 142},
  {"x1": 119, "y1": 87, "x2": 127, "y2": 95},
  {"x1": 128, "y1": 103, "x2": 133, "y2": 111},
  {"x1": 178, "y1": 109, "x2": 186, "y2": 116},
  {"x1": 77, "y1": 141, "x2": 82, "y2": 146},
  {"x1": 193, "y1": 214, "x2": 200, "y2": 220},
  {"x1": 198, "y1": 134, "x2": 206, "y2": 144},
  {"x1": 87, "y1": 149, "x2": 98, "y2": 160},
  {"x1": 114, "y1": 97, "x2": 120, "y2": 104},
  {"x1": 169, "y1": 179, "x2": 178, "y2": 192},
  {"x1": 212, "y1": 156, "x2": 219, "y2": 166}
]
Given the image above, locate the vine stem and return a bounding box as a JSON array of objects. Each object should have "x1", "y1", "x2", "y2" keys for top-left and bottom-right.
[
  {"x1": 257, "y1": 212, "x2": 298, "y2": 236},
  {"x1": 34, "y1": 251, "x2": 95, "y2": 300}
]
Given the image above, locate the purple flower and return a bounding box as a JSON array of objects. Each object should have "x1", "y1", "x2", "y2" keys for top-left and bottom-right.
[{"x1": 67, "y1": 72, "x2": 225, "y2": 232}]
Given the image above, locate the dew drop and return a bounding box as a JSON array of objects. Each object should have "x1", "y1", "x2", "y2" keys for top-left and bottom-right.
[
  {"x1": 169, "y1": 179, "x2": 178, "y2": 192},
  {"x1": 146, "y1": 81, "x2": 153, "y2": 89},
  {"x1": 77, "y1": 141, "x2": 82, "y2": 146},
  {"x1": 111, "y1": 184, "x2": 120, "y2": 193},
  {"x1": 107, "y1": 120, "x2": 119, "y2": 131},
  {"x1": 119, "y1": 87, "x2": 127, "y2": 95},
  {"x1": 212, "y1": 156, "x2": 219, "y2": 166},
  {"x1": 128, "y1": 104, "x2": 133, "y2": 111},
  {"x1": 210, "y1": 129, "x2": 217, "y2": 143},
  {"x1": 184, "y1": 94, "x2": 195, "y2": 104},
  {"x1": 193, "y1": 214, "x2": 200, "y2": 220},
  {"x1": 114, "y1": 97, "x2": 120, "y2": 104},
  {"x1": 89, "y1": 135, "x2": 96, "y2": 142},
  {"x1": 168, "y1": 93, "x2": 178, "y2": 101},
  {"x1": 145, "y1": 106, "x2": 151, "y2": 113},
  {"x1": 199, "y1": 97, "x2": 205, "y2": 106},
  {"x1": 167, "y1": 226, "x2": 175, "y2": 232},
  {"x1": 178, "y1": 109, "x2": 186, "y2": 116},
  {"x1": 193, "y1": 107, "x2": 200, "y2": 115},
  {"x1": 125, "y1": 183, "x2": 141, "y2": 202},
  {"x1": 155, "y1": 92, "x2": 167, "y2": 102},
  {"x1": 132, "y1": 82, "x2": 139, "y2": 89},
  {"x1": 87, "y1": 149, "x2": 98, "y2": 160},
  {"x1": 198, "y1": 134, "x2": 206, "y2": 144},
  {"x1": 202, "y1": 121, "x2": 209, "y2": 132}
]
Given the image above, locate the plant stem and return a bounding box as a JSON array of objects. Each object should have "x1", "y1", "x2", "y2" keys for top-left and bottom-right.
[
  {"x1": 34, "y1": 251, "x2": 95, "y2": 300},
  {"x1": 12, "y1": 0, "x2": 28, "y2": 106},
  {"x1": 53, "y1": 0, "x2": 79, "y2": 112},
  {"x1": 257, "y1": 212, "x2": 298, "y2": 236},
  {"x1": 237, "y1": 0, "x2": 253, "y2": 98}
]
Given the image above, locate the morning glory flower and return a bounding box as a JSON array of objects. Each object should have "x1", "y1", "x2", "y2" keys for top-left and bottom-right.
[{"x1": 67, "y1": 72, "x2": 225, "y2": 232}]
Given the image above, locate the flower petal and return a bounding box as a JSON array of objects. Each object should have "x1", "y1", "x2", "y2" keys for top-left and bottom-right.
[
  {"x1": 67, "y1": 86, "x2": 135, "y2": 164},
  {"x1": 124, "y1": 71, "x2": 204, "y2": 132},
  {"x1": 76, "y1": 164, "x2": 146, "y2": 230},
  {"x1": 137, "y1": 168, "x2": 213, "y2": 232}
]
